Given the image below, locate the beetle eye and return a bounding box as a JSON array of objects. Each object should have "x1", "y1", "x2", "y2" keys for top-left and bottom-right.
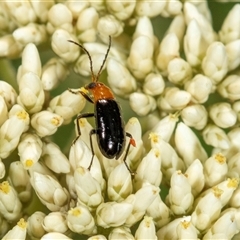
[{"x1": 86, "y1": 82, "x2": 96, "y2": 89}]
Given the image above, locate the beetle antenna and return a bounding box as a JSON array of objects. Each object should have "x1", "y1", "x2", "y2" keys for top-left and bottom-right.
[
  {"x1": 68, "y1": 40, "x2": 95, "y2": 80},
  {"x1": 95, "y1": 36, "x2": 111, "y2": 82}
]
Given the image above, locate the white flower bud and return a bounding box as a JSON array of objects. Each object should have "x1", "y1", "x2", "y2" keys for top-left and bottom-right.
[
  {"x1": 106, "y1": 1, "x2": 136, "y2": 20},
  {"x1": 185, "y1": 159, "x2": 204, "y2": 197},
  {"x1": 167, "y1": 170, "x2": 194, "y2": 215},
  {"x1": 150, "y1": 132, "x2": 185, "y2": 183},
  {"x1": 30, "y1": 172, "x2": 69, "y2": 211},
  {"x1": 158, "y1": 87, "x2": 191, "y2": 111},
  {"x1": 204, "y1": 153, "x2": 228, "y2": 187},
  {"x1": 27, "y1": 211, "x2": 46, "y2": 239},
  {"x1": 2, "y1": 218, "x2": 27, "y2": 240},
  {"x1": 203, "y1": 124, "x2": 230, "y2": 149},
  {"x1": 47, "y1": 3, "x2": 73, "y2": 34},
  {"x1": 88, "y1": 235, "x2": 107, "y2": 240},
  {"x1": 184, "y1": 2, "x2": 216, "y2": 44},
  {"x1": 143, "y1": 73, "x2": 165, "y2": 96},
  {"x1": 181, "y1": 104, "x2": 208, "y2": 130},
  {"x1": 73, "y1": 42, "x2": 109, "y2": 76},
  {"x1": 51, "y1": 29, "x2": 80, "y2": 63},
  {"x1": 76, "y1": 7, "x2": 99, "y2": 42},
  {"x1": 134, "y1": 148, "x2": 162, "y2": 190},
  {"x1": 146, "y1": 194, "x2": 171, "y2": 228},
  {"x1": 49, "y1": 89, "x2": 86, "y2": 124},
  {"x1": 209, "y1": 102, "x2": 237, "y2": 128},
  {"x1": 177, "y1": 216, "x2": 199, "y2": 240},
  {"x1": 228, "y1": 153, "x2": 240, "y2": 178},
  {"x1": 42, "y1": 142, "x2": 70, "y2": 174},
  {"x1": 30, "y1": 1, "x2": 54, "y2": 23},
  {"x1": 108, "y1": 163, "x2": 132, "y2": 202},
  {"x1": 43, "y1": 212, "x2": 68, "y2": 233},
  {"x1": 226, "y1": 40, "x2": 240, "y2": 71},
  {"x1": 96, "y1": 201, "x2": 133, "y2": 228},
  {"x1": 17, "y1": 72, "x2": 45, "y2": 114},
  {"x1": 31, "y1": 110, "x2": 63, "y2": 137},
  {"x1": 156, "y1": 33, "x2": 180, "y2": 74},
  {"x1": 127, "y1": 36, "x2": 154, "y2": 79},
  {"x1": 218, "y1": 75, "x2": 240, "y2": 101},
  {"x1": 161, "y1": 0, "x2": 182, "y2": 17},
  {"x1": 0, "y1": 35, "x2": 23, "y2": 58},
  {"x1": 41, "y1": 232, "x2": 72, "y2": 240},
  {"x1": 175, "y1": 122, "x2": 208, "y2": 166},
  {"x1": 109, "y1": 227, "x2": 134, "y2": 240},
  {"x1": 17, "y1": 42, "x2": 42, "y2": 80},
  {"x1": 41, "y1": 58, "x2": 69, "y2": 90},
  {"x1": 168, "y1": 58, "x2": 192, "y2": 85},
  {"x1": 166, "y1": 14, "x2": 185, "y2": 43},
  {"x1": 184, "y1": 74, "x2": 212, "y2": 103},
  {"x1": 4, "y1": 1, "x2": 37, "y2": 25},
  {"x1": 156, "y1": 218, "x2": 182, "y2": 239},
  {"x1": 107, "y1": 59, "x2": 137, "y2": 97},
  {"x1": 125, "y1": 184, "x2": 159, "y2": 226},
  {"x1": 74, "y1": 167, "x2": 103, "y2": 211},
  {"x1": 0, "y1": 96, "x2": 8, "y2": 127},
  {"x1": 0, "y1": 105, "x2": 29, "y2": 159},
  {"x1": 203, "y1": 208, "x2": 240, "y2": 240},
  {"x1": 135, "y1": 216, "x2": 157, "y2": 240},
  {"x1": 184, "y1": 19, "x2": 208, "y2": 67},
  {"x1": 233, "y1": 101, "x2": 240, "y2": 121},
  {"x1": 202, "y1": 42, "x2": 228, "y2": 84},
  {"x1": 219, "y1": 4, "x2": 240, "y2": 44},
  {"x1": 65, "y1": 2, "x2": 89, "y2": 19},
  {"x1": 135, "y1": 1, "x2": 165, "y2": 17},
  {"x1": 13, "y1": 23, "x2": 47, "y2": 45},
  {"x1": 69, "y1": 137, "x2": 104, "y2": 188},
  {"x1": 0, "y1": 181, "x2": 22, "y2": 221},
  {"x1": 0, "y1": 159, "x2": 5, "y2": 179},
  {"x1": 129, "y1": 92, "x2": 156, "y2": 116},
  {"x1": 0, "y1": 81, "x2": 17, "y2": 110},
  {"x1": 133, "y1": 16, "x2": 154, "y2": 43},
  {"x1": 18, "y1": 133, "x2": 42, "y2": 169},
  {"x1": 151, "y1": 113, "x2": 179, "y2": 142},
  {"x1": 229, "y1": 186, "x2": 240, "y2": 208},
  {"x1": 191, "y1": 188, "x2": 223, "y2": 231},
  {"x1": 97, "y1": 15, "x2": 123, "y2": 37},
  {"x1": 228, "y1": 127, "x2": 240, "y2": 149}
]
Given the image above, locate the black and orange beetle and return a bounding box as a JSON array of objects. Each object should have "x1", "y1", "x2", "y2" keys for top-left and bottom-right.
[{"x1": 68, "y1": 36, "x2": 136, "y2": 175}]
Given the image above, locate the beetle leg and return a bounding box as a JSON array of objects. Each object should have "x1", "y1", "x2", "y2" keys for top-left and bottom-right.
[
  {"x1": 88, "y1": 129, "x2": 97, "y2": 171},
  {"x1": 123, "y1": 132, "x2": 136, "y2": 176},
  {"x1": 73, "y1": 113, "x2": 95, "y2": 144},
  {"x1": 69, "y1": 88, "x2": 94, "y2": 103}
]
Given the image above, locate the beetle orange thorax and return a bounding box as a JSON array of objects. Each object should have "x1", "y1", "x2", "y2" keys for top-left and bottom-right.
[{"x1": 86, "y1": 82, "x2": 115, "y2": 102}]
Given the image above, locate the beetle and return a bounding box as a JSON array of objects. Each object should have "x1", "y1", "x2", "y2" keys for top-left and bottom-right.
[{"x1": 68, "y1": 36, "x2": 136, "y2": 175}]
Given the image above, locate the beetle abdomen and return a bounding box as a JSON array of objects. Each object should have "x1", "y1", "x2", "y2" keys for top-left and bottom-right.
[{"x1": 95, "y1": 99, "x2": 125, "y2": 159}]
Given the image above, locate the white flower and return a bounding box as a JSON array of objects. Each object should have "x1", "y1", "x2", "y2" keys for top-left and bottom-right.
[
  {"x1": 209, "y1": 102, "x2": 237, "y2": 128},
  {"x1": 135, "y1": 216, "x2": 157, "y2": 240},
  {"x1": 41, "y1": 232, "x2": 72, "y2": 240},
  {"x1": 167, "y1": 170, "x2": 194, "y2": 215},
  {"x1": 18, "y1": 133, "x2": 43, "y2": 169},
  {"x1": 143, "y1": 73, "x2": 165, "y2": 96},
  {"x1": 175, "y1": 122, "x2": 208, "y2": 166},
  {"x1": 27, "y1": 211, "x2": 46, "y2": 239},
  {"x1": 129, "y1": 92, "x2": 156, "y2": 116},
  {"x1": 219, "y1": 4, "x2": 240, "y2": 44},
  {"x1": 43, "y1": 212, "x2": 68, "y2": 233},
  {"x1": 135, "y1": 1, "x2": 166, "y2": 17},
  {"x1": 226, "y1": 40, "x2": 240, "y2": 71},
  {"x1": 31, "y1": 110, "x2": 63, "y2": 137},
  {"x1": 202, "y1": 42, "x2": 228, "y2": 84},
  {"x1": 0, "y1": 81, "x2": 17, "y2": 110},
  {"x1": 2, "y1": 218, "x2": 27, "y2": 240},
  {"x1": 47, "y1": 3, "x2": 73, "y2": 34},
  {"x1": 0, "y1": 181, "x2": 22, "y2": 221},
  {"x1": 127, "y1": 36, "x2": 154, "y2": 79}
]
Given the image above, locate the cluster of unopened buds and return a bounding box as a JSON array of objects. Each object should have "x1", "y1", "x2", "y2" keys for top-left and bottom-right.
[{"x1": 1, "y1": 1, "x2": 240, "y2": 239}]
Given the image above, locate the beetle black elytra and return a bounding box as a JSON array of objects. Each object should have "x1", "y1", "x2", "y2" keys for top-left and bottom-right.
[{"x1": 68, "y1": 36, "x2": 136, "y2": 175}]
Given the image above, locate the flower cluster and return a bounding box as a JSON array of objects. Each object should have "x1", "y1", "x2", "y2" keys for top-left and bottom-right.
[{"x1": 0, "y1": 1, "x2": 240, "y2": 239}]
